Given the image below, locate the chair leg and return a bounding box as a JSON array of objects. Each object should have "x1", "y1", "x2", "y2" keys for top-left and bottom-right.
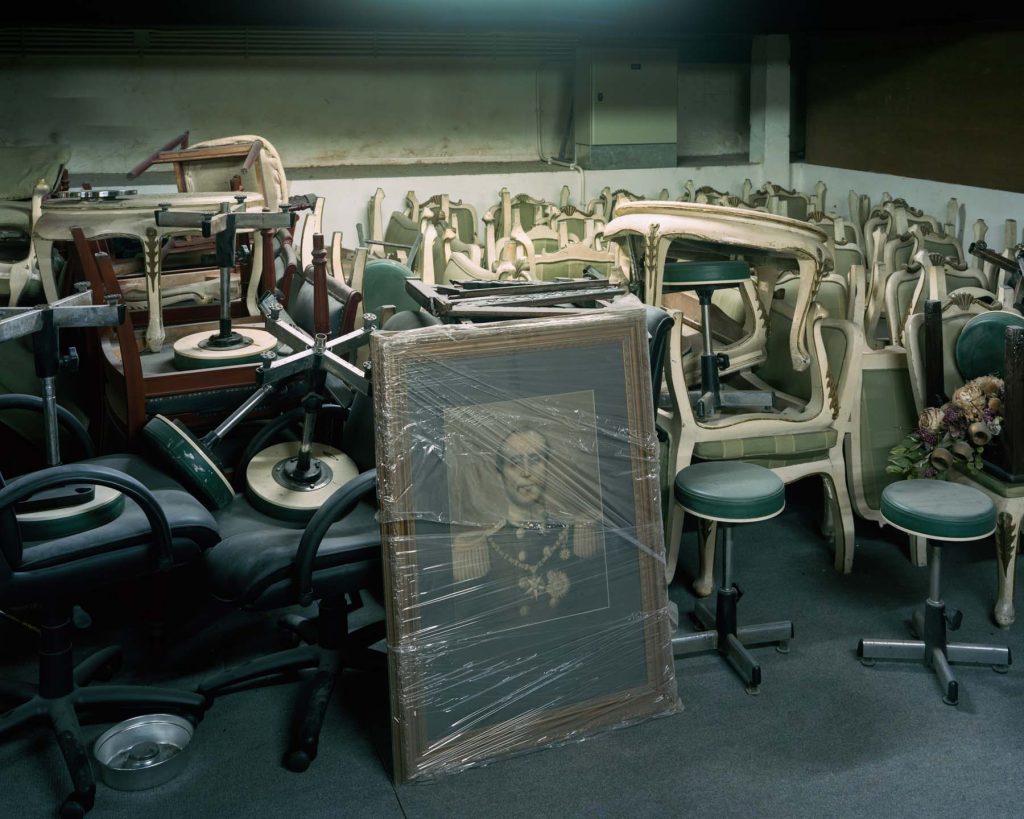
[
  {"x1": 0, "y1": 680, "x2": 36, "y2": 704},
  {"x1": 284, "y1": 653, "x2": 339, "y2": 773},
  {"x1": 75, "y1": 684, "x2": 206, "y2": 716},
  {"x1": 73, "y1": 646, "x2": 122, "y2": 687},
  {"x1": 49, "y1": 697, "x2": 97, "y2": 818},
  {"x1": 693, "y1": 517, "x2": 717, "y2": 598},
  {"x1": 824, "y1": 462, "x2": 857, "y2": 574},
  {"x1": 0, "y1": 697, "x2": 48, "y2": 739},
  {"x1": 196, "y1": 645, "x2": 321, "y2": 703}
]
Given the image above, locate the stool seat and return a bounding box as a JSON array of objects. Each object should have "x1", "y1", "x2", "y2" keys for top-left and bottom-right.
[
  {"x1": 664, "y1": 260, "x2": 750, "y2": 289},
  {"x1": 881, "y1": 480, "x2": 995, "y2": 541},
  {"x1": 674, "y1": 461, "x2": 784, "y2": 523}
]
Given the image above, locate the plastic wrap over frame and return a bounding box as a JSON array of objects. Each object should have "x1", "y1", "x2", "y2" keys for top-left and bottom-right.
[{"x1": 371, "y1": 309, "x2": 679, "y2": 782}]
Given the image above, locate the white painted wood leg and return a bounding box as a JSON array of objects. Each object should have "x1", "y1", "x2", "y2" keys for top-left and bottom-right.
[
  {"x1": 790, "y1": 257, "x2": 818, "y2": 371},
  {"x1": 694, "y1": 517, "x2": 717, "y2": 598},
  {"x1": 7, "y1": 258, "x2": 33, "y2": 307},
  {"x1": 665, "y1": 502, "x2": 684, "y2": 585},
  {"x1": 994, "y1": 508, "x2": 1021, "y2": 629},
  {"x1": 35, "y1": 238, "x2": 57, "y2": 303},
  {"x1": 143, "y1": 227, "x2": 165, "y2": 353},
  {"x1": 246, "y1": 236, "x2": 262, "y2": 315},
  {"x1": 823, "y1": 463, "x2": 856, "y2": 574}
]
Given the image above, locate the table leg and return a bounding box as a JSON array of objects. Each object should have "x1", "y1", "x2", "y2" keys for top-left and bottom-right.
[
  {"x1": 35, "y1": 238, "x2": 57, "y2": 303},
  {"x1": 143, "y1": 227, "x2": 165, "y2": 353},
  {"x1": 246, "y1": 234, "x2": 262, "y2": 315},
  {"x1": 789, "y1": 257, "x2": 819, "y2": 371}
]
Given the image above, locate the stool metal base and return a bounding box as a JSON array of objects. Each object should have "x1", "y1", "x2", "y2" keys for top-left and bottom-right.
[
  {"x1": 859, "y1": 599, "x2": 1011, "y2": 705},
  {"x1": 673, "y1": 591, "x2": 794, "y2": 695}
]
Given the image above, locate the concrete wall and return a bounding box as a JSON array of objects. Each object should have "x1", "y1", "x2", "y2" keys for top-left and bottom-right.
[
  {"x1": 677, "y1": 63, "x2": 749, "y2": 159},
  {"x1": 0, "y1": 50, "x2": 753, "y2": 173},
  {"x1": 0, "y1": 56, "x2": 573, "y2": 171}
]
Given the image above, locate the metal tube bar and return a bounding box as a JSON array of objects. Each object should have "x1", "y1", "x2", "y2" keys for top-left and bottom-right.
[
  {"x1": 945, "y1": 643, "x2": 1012, "y2": 666},
  {"x1": 295, "y1": 411, "x2": 317, "y2": 473},
  {"x1": 858, "y1": 638, "x2": 926, "y2": 661},
  {"x1": 928, "y1": 542, "x2": 942, "y2": 603},
  {"x1": 700, "y1": 298, "x2": 714, "y2": 356},
  {"x1": 736, "y1": 621, "x2": 793, "y2": 646},
  {"x1": 40, "y1": 376, "x2": 60, "y2": 467},
  {"x1": 932, "y1": 648, "x2": 958, "y2": 703},
  {"x1": 206, "y1": 383, "x2": 276, "y2": 445},
  {"x1": 671, "y1": 630, "x2": 718, "y2": 655},
  {"x1": 721, "y1": 524, "x2": 733, "y2": 590}
]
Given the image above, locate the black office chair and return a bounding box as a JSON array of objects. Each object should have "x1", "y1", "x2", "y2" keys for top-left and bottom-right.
[
  {"x1": 196, "y1": 384, "x2": 383, "y2": 773},
  {"x1": 0, "y1": 444, "x2": 219, "y2": 817}
]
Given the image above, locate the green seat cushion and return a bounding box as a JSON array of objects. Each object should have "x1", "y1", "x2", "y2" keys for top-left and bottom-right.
[
  {"x1": 362, "y1": 259, "x2": 419, "y2": 315},
  {"x1": 674, "y1": 461, "x2": 784, "y2": 522},
  {"x1": 664, "y1": 261, "x2": 750, "y2": 288},
  {"x1": 955, "y1": 312, "x2": 1024, "y2": 380},
  {"x1": 694, "y1": 428, "x2": 837, "y2": 462},
  {"x1": 881, "y1": 480, "x2": 995, "y2": 540}
]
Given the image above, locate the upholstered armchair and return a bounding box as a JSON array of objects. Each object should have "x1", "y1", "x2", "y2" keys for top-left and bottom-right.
[
  {"x1": 661, "y1": 303, "x2": 863, "y2": 593},
  {"x1": 903, "y1": 298, "x2": 1024, "y2": 627}
]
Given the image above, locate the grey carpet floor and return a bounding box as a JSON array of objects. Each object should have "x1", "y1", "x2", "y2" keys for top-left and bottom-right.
[{"x1": 2, "y1": 480, "x2": 1023, "y2": 819}]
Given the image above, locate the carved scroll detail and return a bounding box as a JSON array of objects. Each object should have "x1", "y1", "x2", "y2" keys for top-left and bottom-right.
[
  {"x1": 996, "y1": 512, "x2": 1018, "y2": 573},
  {"x1": 144, "y1": 226, "x2": 160, "y2": 283}
]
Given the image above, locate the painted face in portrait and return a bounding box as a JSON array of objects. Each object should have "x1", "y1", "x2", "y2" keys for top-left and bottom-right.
[{"x1": 497, "y1": 430, "x2": 549, "y2": 510}]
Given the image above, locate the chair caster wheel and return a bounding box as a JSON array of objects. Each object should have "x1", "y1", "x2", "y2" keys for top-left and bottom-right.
[
  {"x1": 744, "y1": 683, "x2": 761, "y2": 696},
  {"x1": 942, "y1": 694, "x2": 959, "y2": 706},
  {"x1": 992, "y1": 664, "x2": 1010, "y2": 674},
  {"x1": 284, "y1": 750, "x2": 311, "y2": 773},
  {"x1": 775, "y1": 642, "x2": 790, "y2": 655},
  {"x1": 59, "y1": 798, "x2": 86, "y2": 819},
  {"x1": 859, "y1": 657, "x2": 875, "y2": 667}
]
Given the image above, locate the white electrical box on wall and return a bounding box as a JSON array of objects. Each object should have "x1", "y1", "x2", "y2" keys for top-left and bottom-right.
[{"x1": 575, "y1": 48, "x2": 678, "y2": 169}]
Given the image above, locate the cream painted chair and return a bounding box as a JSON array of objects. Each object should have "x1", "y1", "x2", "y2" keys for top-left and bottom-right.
[
  {"x1": 170, "y1": 134, "x2": 289, "y2": 211},
  {"x1": 550, "y1": 205, "x2": 605, "y2": 248},
  {"x1": 661, "y1": 304, "x2": 863, "y2": 593},
  {"x1": 530, "y1": 243, "x2": 617, "y2": 282},
  {"x1": 903, "y1": 299, "x2": 1024, "y2": 627}
]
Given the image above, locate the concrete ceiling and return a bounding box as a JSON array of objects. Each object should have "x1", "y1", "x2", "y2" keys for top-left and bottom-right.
[{"x1": 13, "y1": 2, "x2": 1024, "y2": 35}]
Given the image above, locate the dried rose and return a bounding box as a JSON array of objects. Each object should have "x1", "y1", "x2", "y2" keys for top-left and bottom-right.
[{"x1": 917, "y1": 406, "x2": 944, "y2": 433}]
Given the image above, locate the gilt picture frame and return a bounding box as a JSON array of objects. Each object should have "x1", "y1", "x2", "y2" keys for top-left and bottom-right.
[{"x1": 371, "y1": 309, "x2": 677, "y2": 783}]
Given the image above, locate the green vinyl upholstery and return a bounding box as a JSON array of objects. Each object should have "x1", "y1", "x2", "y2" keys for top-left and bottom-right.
[
  {"x1": 955, "y1": 312, "x2": 1024, "y2": 381},
  {"x1": 675, "y1": 461, "x2": 785, "y2": 522},
  {"x1": 694, "y1": 428, "x2": 838, "y2": 468},
  {"x1": 664, "y1": 260, "x2": 751, "y2": 288},
  {"x1": 881, "y1": 480, "x2": 995, "y2": 540}
]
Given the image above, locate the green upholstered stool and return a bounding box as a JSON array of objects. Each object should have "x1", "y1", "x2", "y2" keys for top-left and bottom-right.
[
  {"x1": 859, "y1": 480, "x2": 1011, "y2": 705},
  {"x1": 671, "y1": 461, "x2": 794, "y2": 694},
  {"x1": 662, "y1": 261, "x2": 772, "y2": 420}
]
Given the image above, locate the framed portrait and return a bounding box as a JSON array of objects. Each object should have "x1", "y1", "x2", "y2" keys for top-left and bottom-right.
[{"x1": 371, "y1": 309, "x2": 678, "y2": 782}]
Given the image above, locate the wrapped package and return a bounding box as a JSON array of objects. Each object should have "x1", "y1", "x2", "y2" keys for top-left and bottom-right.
[{"x1": 371, "y1": 308, "x2": 679, "y2": 783}]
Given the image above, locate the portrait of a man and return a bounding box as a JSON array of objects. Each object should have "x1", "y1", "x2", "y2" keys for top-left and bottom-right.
[{"x1": 447, "y1": 393, "x2": 609, "y2": 631}]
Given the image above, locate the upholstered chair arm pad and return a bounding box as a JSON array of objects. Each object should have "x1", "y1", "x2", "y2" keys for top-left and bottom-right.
[
  {"x1": 295, "y1": 469, "x2": 378, "y2": 605},
  {"x1": 0, "y1": 464, "x2": 173, "y2": 571}
]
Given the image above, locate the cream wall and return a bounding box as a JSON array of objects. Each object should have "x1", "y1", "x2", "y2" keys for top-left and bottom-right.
[{"x1": 792, "y1": 163, "x2": 1024, "y2": 249}]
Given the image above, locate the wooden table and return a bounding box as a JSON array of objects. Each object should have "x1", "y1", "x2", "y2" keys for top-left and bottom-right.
[
  {"x1": 603, "y1": 201, "x2": 831, "y2": 372},
  {"x1": 33, "y1": 191, "x2": 266, "y2": 353}
]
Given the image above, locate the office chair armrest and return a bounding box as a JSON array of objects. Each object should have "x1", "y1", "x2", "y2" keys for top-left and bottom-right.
[
  {"x1": 294, "y1": 468, "x2": 378, "y2": 606},
  {"x1": 0, "y1": 464, "x2": 175, "y2": 571},
  {"x1": 0, "y1": 393, "x2": 95, "y2": 459}
]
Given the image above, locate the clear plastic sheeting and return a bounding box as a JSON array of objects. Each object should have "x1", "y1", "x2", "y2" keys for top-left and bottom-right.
[{"x1": 371, "y1": 309, "x2": 679, "y2": 783}]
